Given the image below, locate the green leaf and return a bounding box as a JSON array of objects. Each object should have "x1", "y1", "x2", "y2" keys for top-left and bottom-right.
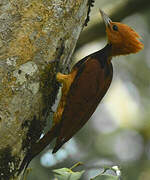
[
  {"x1": 90, "y1": 166, "x2": 122, "y2": 180},
  {"x1": 53, "y1": 167, "x2": 85, "y2": 180},
  {"x1": 91, "y1": 174, "x2": 119, "y2": 180}
]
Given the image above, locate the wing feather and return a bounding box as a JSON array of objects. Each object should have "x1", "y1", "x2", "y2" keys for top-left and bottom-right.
[{"x1": 53, "y1": 58, "x2": 113, "y2": 152}]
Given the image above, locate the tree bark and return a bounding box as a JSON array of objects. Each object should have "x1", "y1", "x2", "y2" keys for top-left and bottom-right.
[{"x1": 0, "y1": 0, "x2": 92, "y2": 179}]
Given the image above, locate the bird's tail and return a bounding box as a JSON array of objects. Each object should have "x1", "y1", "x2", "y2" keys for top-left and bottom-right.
[{"x1": 17, "y1": 124, "x2": 59, "y2": 176}]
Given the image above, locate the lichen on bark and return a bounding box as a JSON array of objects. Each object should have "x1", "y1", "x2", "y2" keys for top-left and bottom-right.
[{"x1": 0, "y1": 0, "x2": 92, "y2": 179}]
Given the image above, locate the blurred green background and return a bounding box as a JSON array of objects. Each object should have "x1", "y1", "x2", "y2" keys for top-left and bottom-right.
[{"x1": 28, "y1": 0, "x2": 150, "y2": 179}]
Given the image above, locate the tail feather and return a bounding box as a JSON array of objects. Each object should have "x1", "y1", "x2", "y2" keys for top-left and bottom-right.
[{"x1": 17, "y1": 125, "x2": 59, "y2": 175}]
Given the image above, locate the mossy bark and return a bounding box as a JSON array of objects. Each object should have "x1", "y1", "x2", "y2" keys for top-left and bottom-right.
[{"x1": 0, "y1": 0, "x2": 91, "y2": 179}]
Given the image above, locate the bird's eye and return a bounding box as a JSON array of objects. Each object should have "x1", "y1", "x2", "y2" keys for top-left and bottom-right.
[{"x1": 112, "y1": 24, "x2": 118, "y2": 31}]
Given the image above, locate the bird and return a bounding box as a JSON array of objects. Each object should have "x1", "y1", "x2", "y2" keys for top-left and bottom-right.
[
  {"x1": 18, "y1": 9, "x2": 143, "y2": 173},
  {"x1": 52, "y1": 9, "x2": 144, "y2": 152}
]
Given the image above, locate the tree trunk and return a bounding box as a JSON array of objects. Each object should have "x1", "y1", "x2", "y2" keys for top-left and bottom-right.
[{"x1": 0, "y1": 0, "x2": 93, "y2": 179}]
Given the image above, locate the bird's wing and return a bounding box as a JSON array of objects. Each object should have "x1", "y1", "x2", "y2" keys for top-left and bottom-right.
[{"x1": 53, "y1": 58, "x2": 113, "y2": 152}]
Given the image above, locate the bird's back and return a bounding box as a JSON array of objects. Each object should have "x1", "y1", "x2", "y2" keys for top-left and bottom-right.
[{"x1": 53, "y1": 45, "x2": 113, "y2": 153}]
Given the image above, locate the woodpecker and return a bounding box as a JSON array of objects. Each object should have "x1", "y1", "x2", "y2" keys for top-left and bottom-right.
[
  {"x1": 52, "y1": 9, "x2": 144, "y2": 152},
  {"x1": 18, "y1": 9, "x2": 143, "y2": 173}
]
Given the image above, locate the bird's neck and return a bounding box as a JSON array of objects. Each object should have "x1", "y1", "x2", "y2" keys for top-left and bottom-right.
[
  {"x1": 103, "y1": 43, "x2": 112, "y2": 54},
  {"x1": 90, "y1": 43, "x2": 112, "y2": 67},
  {"x1": 100, "y1": 43, "x2": 113, "y2": 63}
]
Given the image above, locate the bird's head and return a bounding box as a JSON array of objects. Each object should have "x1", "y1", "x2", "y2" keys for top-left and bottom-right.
[{"x1": 100, "y1": 9, "x2": 144, "y2": 56}]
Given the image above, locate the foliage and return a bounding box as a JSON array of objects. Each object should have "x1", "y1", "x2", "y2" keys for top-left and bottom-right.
[
  {"x1": 53, "y1": 163, "x2": 121, "y2": 180},
  {"x1": 53, "y1": 168, "x2": 85, "y2": 180}
]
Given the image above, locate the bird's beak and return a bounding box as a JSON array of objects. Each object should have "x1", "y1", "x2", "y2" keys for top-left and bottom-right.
[{"x1": 99, "y1": 9, "x2": 112, "y2": 27}]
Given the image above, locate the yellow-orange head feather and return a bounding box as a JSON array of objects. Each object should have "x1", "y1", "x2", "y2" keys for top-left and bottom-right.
[{"x1": 100, "y1": 9, "x2": 144, "y2": 56}]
